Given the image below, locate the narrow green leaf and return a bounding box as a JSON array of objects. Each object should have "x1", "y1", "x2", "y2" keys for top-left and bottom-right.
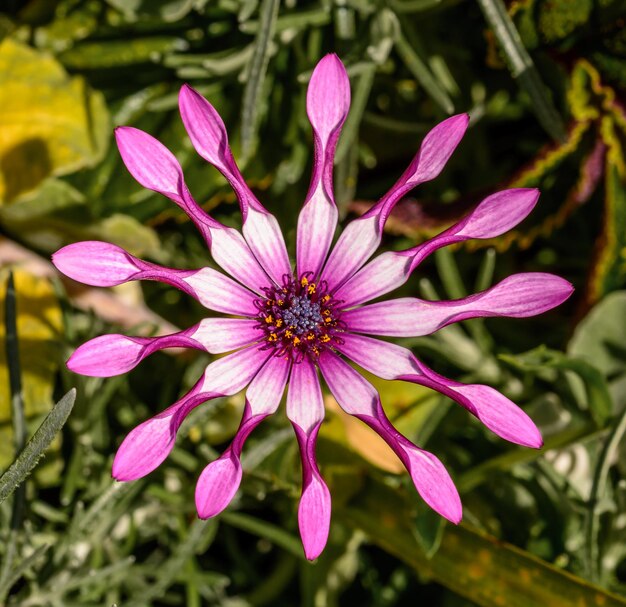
[
  {"x1": 127, "y1": 519, "x2": 217, "y2": 606},
  {"x1": 0, "y1": 388, "x2": 76, "y2": 505},
  {"x1": 240, "y1": 0, "x2": 279, "y2": 161},
  {"x1": 335, "y1": 63, "x2": 376, "y2": 164},
  {"x1": 221, "y1": 511, "x2": 306, "y2": 559},
  {"x1": 475, "y1": 0, "x2": 566, "y2": 142},
  {"x1": 585, "y1": 405, "x2": 626, "y2": 582},
  {"x1": 394, "y1": 23, "x2": 454, "y2": 114}
]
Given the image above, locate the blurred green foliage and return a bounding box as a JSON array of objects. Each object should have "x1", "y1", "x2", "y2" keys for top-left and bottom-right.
[{"x1": 1, "y1": 0, "x2": 626, "y2": 605}]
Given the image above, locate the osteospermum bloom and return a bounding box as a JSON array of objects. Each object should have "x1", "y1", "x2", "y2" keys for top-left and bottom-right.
[{"x1": 53, "y1": 55, "x2": 573, "y2": 560}]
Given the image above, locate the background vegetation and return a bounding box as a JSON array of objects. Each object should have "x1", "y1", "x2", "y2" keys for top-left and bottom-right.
[{"x1": 2, "y1": 0, "x2": 626, "y2": 605}]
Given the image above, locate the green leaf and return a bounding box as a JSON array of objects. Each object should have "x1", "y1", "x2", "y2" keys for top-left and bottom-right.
[
  {"x1": 0, "y1": 38, "x2": 109, "y2": 203},
  {"x1": 569, "y1": 291, "x2": 626, "y2": 403},
  {"x1": 0, "y1": 388, "x2": 76, "y2": 505},
  {"x1": 338, "y1": 479, "x2": 626, "y2": 607}
]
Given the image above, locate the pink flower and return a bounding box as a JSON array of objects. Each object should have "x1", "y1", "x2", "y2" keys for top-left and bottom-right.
[{"x1": 52, "y1": 54, "x2": 573, "y2": 560}]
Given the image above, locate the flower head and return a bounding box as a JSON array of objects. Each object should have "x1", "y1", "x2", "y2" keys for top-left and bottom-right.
[{"x1": 52, "y1": 54, "x2": 573, "y2": 560}]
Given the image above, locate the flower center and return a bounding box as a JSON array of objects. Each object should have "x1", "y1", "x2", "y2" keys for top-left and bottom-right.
[{"x1": 255, "y1": 273, "x2": 344, "y2": 362}]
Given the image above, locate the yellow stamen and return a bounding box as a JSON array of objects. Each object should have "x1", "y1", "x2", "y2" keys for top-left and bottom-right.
[
  {"x1": 320, "y1": 334, "x2": 331, "y2": 343},
  {"x1": 266, "y1": 299, "x2": 274, "y2": 306},
  {"x1": 307, "y1": 333, "x2": 315, "y2": 341},
  {"x1": 277, "y1": 299, "x2": 284, "y2": 306},
  {"x1": 275, "y1": 319, "x2": 283, "y2": 328},
  {"x1": 300, "y1": 276, "x2": 309, "y2": 287},
  {"x1": 307, "y1": 283, "x2": 316, "y2": 295},
  {"x1": 268, "y1": 333, "x2": 277, "y2": 342},
  {"x1": 324, "y1": 317, "x2": 332, "y2": 324},
  {"x1": 293, "y1": 336, "x2": 301, "y2": 345},
  {"x1": 285, "y1": 330, "x2": 293, "y2": 338},
  {"x1": 264, "y1": 315, "x2": 273, "y2": 324},
  {"x1": 321, "y1": 294, "x2": 330, "y2": 303}
]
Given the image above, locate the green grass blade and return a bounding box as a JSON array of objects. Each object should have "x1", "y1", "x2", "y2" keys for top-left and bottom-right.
[
  {"x1": 585, "y1": 406, "x2": 626, "y2": 582},
  {"x1": 240, "y1": 0, "x2": 280, "y2": 161},
  {"x1": 222, "y1": 511, "x2": 306, "y2": 559},
  {"x1": 394, "y1": 26, "x2": 454, "y2": 115},
  {"x1": 0, "y1": 388, "x2": 76, "y2": 505},
  {"x1": 476, "y1": 0, "x2": 566, "y2": 142}
]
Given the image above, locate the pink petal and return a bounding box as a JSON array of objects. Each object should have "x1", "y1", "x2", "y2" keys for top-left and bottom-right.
[
  {"x1": 52, "y1": 241, "x2": 143, "y2": 287},
  {"x1": 333, "y1": 251, "x2": 411, "y2": 309},
  {"x1": 206, "y1": 225, "x2": 273, "y2": 294},
  {"x1": 335, "y1": 333, "x2": 418, "y2": 379},
  {"x1": 195, "y1": 356, "x2": 291, "y2": 518},
  {"x1": 405, "y1": 362, "x2": 543, "y2": 448},
  {"x1": 112, "y1": 345, "x2": 270, "y2": 481},
  {"x1": 343, "y1": 273, "x2": 574, "y2": 337},
  {"x1": 306, "y1": 54, "x2": 351, "y2": 147},
  {"x1": 296, "y1": 55, "x2": 350, "y2": 277},
  {"x1": 337, "y1": 334, "x2": 542, "y2": 448},
  {"x1": 115, "y1": 127, "x2": 220, "y2": 240},
  {"x1": 296, "y1": 191, "x2": 338, "y2": 279},
  {"x1": 241, "y1": 207, "x2": 292, "y2": 285},
  {"x1": 365, "y1": 114, "x2": 469, "y2": 228},
  {"x1": 287, "y1": 359, "x2": 330, "y2": 560},
  {"x1": 178, "y1": 84, "x2": 237, "y2": 177},
  {"x1": 115, "y1": 126, "x2": 185, "y2": 203},
  {"x1": 52, "y1": 241, "x2": 260, "y2": 316},
  {"x1": 112, "y1": 379, "x2": 208, "y2": 481},
  {"x1": 67, "y1": 333, "x2": 194, "y2": 377},
  {"x1": 318, "y1": 353, "x2": 461, "y2": 523},
  {"x1": 178, "y1": 84, "x2": 290, "y2": 283},
  {"x1": 335, "y1": 189, "x2": 540, "y2": 307},
  {"x1": 246, "y1": 355, "x2": 292, "y2": 415},
  {"x1": 182, "y1": 267, "x2": 259, "y2": 316},
  {"x1": 320, "y1": 117, "x2": 468, "y2": 291},
  {"x1": 319, "y1": 214, "x2": 381, "y2": 292},
  {"x1": 195, "y1": 449, "x2": 245, "y2": 518},
  {"x1": 191, "y1": 318, "x2": 264, "y2": 353}
]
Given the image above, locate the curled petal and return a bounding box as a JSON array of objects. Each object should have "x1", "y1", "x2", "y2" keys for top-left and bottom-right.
[
  {"x1": 365, "y1": 114, "x2": 469, "y2": 228},
  {"x1": 405, "y1": 362, "x2": 543, "y2": 448},
  {"x1": 287, "y1": 359, "x2": 330, "y2": 560},
  {"x1": 335, "y1": 189, "x2": 541, "y2": 307},
  {"x1": 318, "y1": 353, "x2": 461, "y2": 523},
  {"x1": 52, "y1": 241, "x2": 143, "y2": 287},
  {"x1": 306, "y1": 54, "x2": 350, "y2": 148},
  {"x1": 296, "y1": 55, "x2": 350, "y2": 277},
  {"x1": 112, "y1": 380, "x2": 209, "y2": 481},
  {"x1": 53, "y1": 241, "x2": 260, "y2": 316},
  {"x1": 179, "y1": 84, "x2": 235, "y2": 177},
  {"x1": 179, "y1": 84, "x2": 290, "y2": 282},
  {"x1": 67, "y1": 332, "x2": 200, "y2": 377},
  {"x1": 195, "y1": 356, "x2": 291, "y2": 518},
  {"x1": 343, "y1": 273, "x2": 574, "y2": 337},
  {"x1": 115, "y1": 126, "x2": 185, "y2": 203},
  {"x1": 115, "y1": 127, "x2": 219, "y2": 240},
  {"x1": 112, "y1": 345, "x2": 270, "y2": 481},
  {"x1": 338, "y1": 334, "x2": 542, "y2": 448}
]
